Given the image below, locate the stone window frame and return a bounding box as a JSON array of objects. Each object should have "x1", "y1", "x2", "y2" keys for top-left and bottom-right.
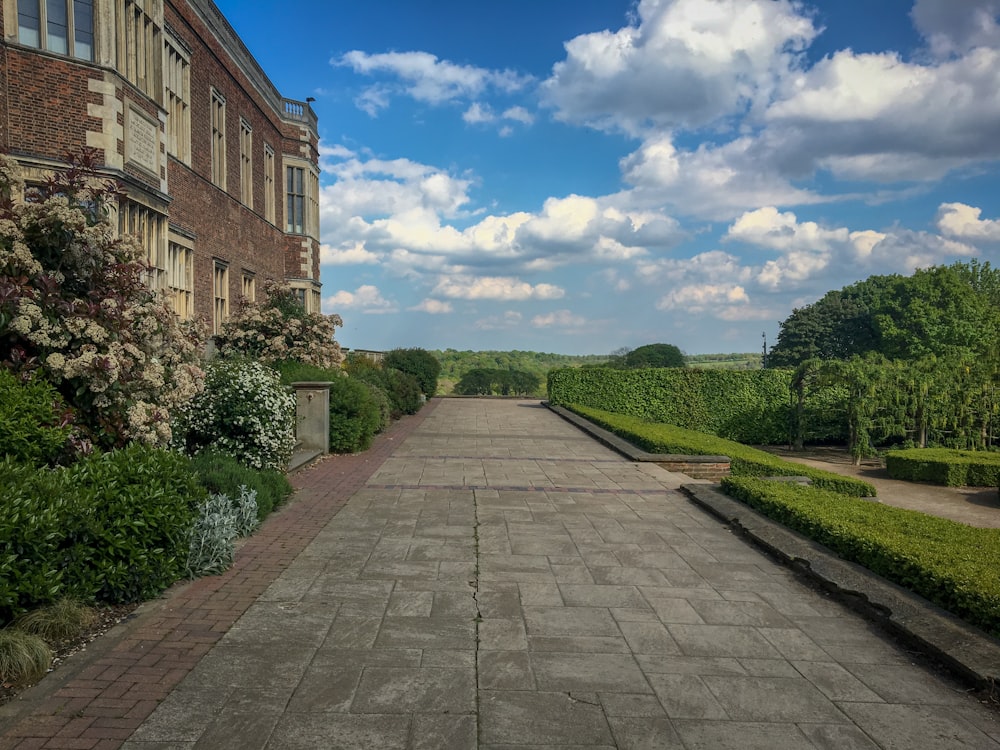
[
  {"x1": 210, "y1": 87, "x2": 227, "y2": 189},
  {"x1": 239, "y1": 117, "x2": 253, "y2": 208},
  {"x1": 15, "y1": 0, "x2": 95, "y2": 61},
  {"x1": 213, "y1": 259, "x2": 229, "y2": 334},
  {"x1": 163, "y1": 30, "x2": 191, "y2": 164},
  {"x1": 166, "y1": 231, "x2": 194, "y2": 319}
]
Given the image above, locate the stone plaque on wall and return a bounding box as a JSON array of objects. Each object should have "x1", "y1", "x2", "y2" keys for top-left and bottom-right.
[{"x1": 126, "y1": 107, "x2": 159, "y2": 176}]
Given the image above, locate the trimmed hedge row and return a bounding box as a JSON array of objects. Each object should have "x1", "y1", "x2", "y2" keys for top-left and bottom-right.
[
  {"x1": 548, "y1": 367, "x2": 793, "y2": 444},
  {"x1": 885, "y1": 448, "x2": 1000, "y2": 487},
  {"x1": 721, "y1": 476, "x2": 1000, "y2": 637},
  {"x1": 567, "y1": 404, "x2": 876, "y2": 497}
]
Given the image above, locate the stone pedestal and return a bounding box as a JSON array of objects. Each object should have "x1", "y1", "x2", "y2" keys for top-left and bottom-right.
[{"x1": 292, "y1": 381, "x2": 331, "y2": 454}]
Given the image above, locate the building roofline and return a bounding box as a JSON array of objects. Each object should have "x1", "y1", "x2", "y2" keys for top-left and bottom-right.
[{"x1": 185, "y1": 0, "x2": 318, "y2": 135}]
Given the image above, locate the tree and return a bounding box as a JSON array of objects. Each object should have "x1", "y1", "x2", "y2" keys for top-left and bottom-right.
[
  {"x1": 623, "y1": 343, "x2": 685, "y2": 369},
  {"x1": 874, "y1": 264, "x2": 1000, "y2": 361},
  {"x1": 454, "y1": 368, "x2": 540, "y2": 396},
  {"x1": 384, "y1": 348, "x2": 441, "y2": 397}
]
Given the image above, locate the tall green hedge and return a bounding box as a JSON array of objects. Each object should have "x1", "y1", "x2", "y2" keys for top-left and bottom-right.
[{"x1": 548, "y1": 367, "x2": 793, "y2": 444}]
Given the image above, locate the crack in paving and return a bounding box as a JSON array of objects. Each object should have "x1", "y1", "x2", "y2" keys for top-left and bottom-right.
[{"x1": 471, "y1": 487, "x2": 484, "y2": 747}]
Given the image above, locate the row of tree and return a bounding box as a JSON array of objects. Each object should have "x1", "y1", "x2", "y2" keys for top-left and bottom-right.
[{"x1": 767, "y1": 260, "x2": 1000, "y2": 368}]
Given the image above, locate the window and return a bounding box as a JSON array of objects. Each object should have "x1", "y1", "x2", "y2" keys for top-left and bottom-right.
[
  {"x1": 119, "y1": 200, "x2": 167, "y2": 291},
  {"x1": 164, "y1": 35, "x2": 191, "y2": 163},
  {"x1": 284, "y1": 163, "x2": 319, "y2": 236},
  {"x1": 17, "y1": 0, "x2": 94, "y2": 60},
  {"x1": 241, "y1": 272, "x2": 255, "y2": 302},
  {"x1": 239, "y1": 119, "x2": 253, "y2": 207},
  {"x1": 213, "y1": 262, "x2": 229, "y2": 334},
  {"x1": 211, "y1": 89, "x2": 226, "y2": 188},
  {"x1": 263, "y1": 145, "x2": 275, "y2": 223},
  {"x1": 286, "y1": 165, "x2": 304, "y2": 234},
  {"x1": 167, "y1": 238, "x2": 194, "y2": 319},
  {"x1": 117, "y1": 0, "x2": 160, "y2": 96}
]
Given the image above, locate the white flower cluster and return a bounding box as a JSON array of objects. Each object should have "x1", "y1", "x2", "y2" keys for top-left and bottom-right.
[
  {"x1": 0, "y1": 154, "x2": 207, "y2": 447},
  {"x1": 216, "y1": 281, "x2": 344, "y2": 369},
  {"x1": 176, "y1": 358, "x2": 296, "y2": 471}
]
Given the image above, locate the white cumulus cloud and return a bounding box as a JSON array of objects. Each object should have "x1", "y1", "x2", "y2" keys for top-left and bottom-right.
[
  {"x1": 410, "y1": 298, "x2": 454, "y2": 314},
  {"x1": 324, "y1": 285, "x2": 397, "y2": 313},
  {"x1": 432, "y1": 275, "x2": 565, "y2": 301},
  {"x1": 936, "y1": 202, "x2": 1000, "y2": 242}
]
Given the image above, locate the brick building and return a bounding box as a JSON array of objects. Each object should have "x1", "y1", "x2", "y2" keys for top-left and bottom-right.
[{"x1": 1, "y1": 0, "x2": 322, "y2": 332}]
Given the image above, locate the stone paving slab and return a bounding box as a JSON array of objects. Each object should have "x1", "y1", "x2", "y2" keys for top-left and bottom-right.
[{"x1": 5, "y1": 398, "x2": 999, "y2": 749}]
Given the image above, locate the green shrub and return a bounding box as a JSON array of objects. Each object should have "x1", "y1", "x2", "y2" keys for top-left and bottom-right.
[
  {"x1": 62, "y1": 445, "x2": 204, "y2": 604},
  {"x1": 721, "y1": 476, "x2": 1000, "y2": 637},
  {"x1": 567, "y1": 404, "x2": 876, "y2": 497},
  {"x1": 175, "y1": 357, "x2": 296, "y2": 471},
  {"x1": 344, "y1": 356, "x2": 422, "y2": 418},
  {"x1": 385, "y1": 368, "x2": 423, "y2": 416},
  {"x1": 325, "y1": 376, "x2": 381, "y2": 453},
  {"x1": 885, "y1": 448, "x2": 1000, "y2": 487},
  {"x1": 0, "y1": 458, "x2": 73, "y2": 622},
  {"x1": 272, "y1": 359, "x2": 385, "y2": 451},
  {"x1": 188, "y1": 450, "x2": 292, "y2": 520},
  {"x1": 0, "y1": 629, "x2": 51, "y2": 685},
  {"x1": 384, "y1": 348, "x2": 440, "y2": 398},
  {"x1": 0, "y1": 446, "x2": 204, "y2": 624},
  {"x1": 0, "y1": 369, "x2": 73, "y2": 466}
]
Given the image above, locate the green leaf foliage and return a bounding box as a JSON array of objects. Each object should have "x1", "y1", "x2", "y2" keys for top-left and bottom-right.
[
  {"x1": 383, "y1": 348, "x2": 441, "y2": 398},
  {"x1": 0, "y1": 369, "x2": 73, "y2": 466},
  {"x1": 454, "y1": 368, "x2": 541, "y2": 396},
  {"x1": 548, "y1": 367, "x2": 792, "y2": 445},
  {"x1": 272, "y1": 359, "x2": 386, "y2": 453},
  {"x1": 768, "y1": 260, "x2": 1000, "y2": 369},
  {"x1": 885, "y1": 448, "x2": 1000, "y2": 487},
  {"x1": 721, "y1": 476, "x2": 1000, "y2": 637},
  {"x1": 188, "y1": 449, "x2": 292, "y2": 520},
  {"x1": 0, "y1": 446, "x2": 204, "y2": 624},
  {"x1": 567, "y1": 404, "x2": 876, "y2": 497}
]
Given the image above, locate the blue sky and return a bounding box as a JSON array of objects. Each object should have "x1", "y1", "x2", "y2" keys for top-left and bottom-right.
[{"x1": 215, "y1": 0, "x2": 1000, "y2": 356}]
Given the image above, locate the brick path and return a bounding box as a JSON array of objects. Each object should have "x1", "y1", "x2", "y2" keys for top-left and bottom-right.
[
  {"x1": 0, "y1": 402, "x2": 438, "y2": 750},
  {"x1": 3, "y1": 398, "x2": 999, "y2": 749}
]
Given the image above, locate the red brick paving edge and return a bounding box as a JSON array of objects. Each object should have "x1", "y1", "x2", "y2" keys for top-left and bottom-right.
[{"x1": 0, "y1": 399, "x2": 440, "y2": 750}]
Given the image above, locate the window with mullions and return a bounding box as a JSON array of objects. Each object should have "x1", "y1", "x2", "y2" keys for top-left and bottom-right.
[
  {"x1": 164, "y1": 35, "x2": 191, "y2": 163},
  {"x1": 211, "y1": 89, "x2": 226, "y2": 188},
  {"x1": 17, "y1": 0, "x2": 94, "y2": 61},
  {"x1": 263, "y1": 145, "x2": 275, "y2": 223},
  {"x1": 286, "y1": 165, "x2": 304, "y2": 234},
  {"x1": 116, "y1": 0, "x2": 160, "y2": 96},
  {"x1": 213, "y1": 261, "x2": 229, "y2": 334},
  {"x1": 239, "y1": 119, "x2": 253, "y2": 207}
]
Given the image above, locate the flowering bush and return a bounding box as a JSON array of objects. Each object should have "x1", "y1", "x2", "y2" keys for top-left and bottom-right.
[
  {"x1": 173, "y1": 358, "x2": 296, "y2": 471},
  {"x1": 0, "y1": 151, "x2": 205, "y2": 449},
  {"x1": 216, "y1": 280, "x2": 343, "y2": 369}
]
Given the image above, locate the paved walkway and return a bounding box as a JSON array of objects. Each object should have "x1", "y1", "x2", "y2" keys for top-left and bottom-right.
[{"x1": 4, "y1": 399, "x2": 999, "y2": 748}]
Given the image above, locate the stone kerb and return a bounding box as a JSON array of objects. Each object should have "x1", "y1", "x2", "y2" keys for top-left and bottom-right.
[{"x1": 544, "y1": 402, "x2": 731, "y2": 479}]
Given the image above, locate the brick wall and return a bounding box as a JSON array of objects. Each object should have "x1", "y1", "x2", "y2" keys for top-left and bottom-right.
[
  {"x1": 162, "y1": 0, "x2": 319, "y2": 319},
  {"x1": 4, "y1": 50, "x2": 102, "y2": 162},
  {"x1": 655, "y1": 460, "x2": 731, "y2": 482}
]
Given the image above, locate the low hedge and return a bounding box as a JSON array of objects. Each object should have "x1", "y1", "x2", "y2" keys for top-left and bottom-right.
[
  {"x1": 720, "y1": 476, "x2": 1000, "y2": 637},
  {"x1": 567, "y1": 404, "x2": 876, "y2": 497},
  {"x1": 885, "y1": 448, "x2": 1000, "y2": 487},
  {"x1": 0, "y1": 445, "x2": 205, "y2": 624}
]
